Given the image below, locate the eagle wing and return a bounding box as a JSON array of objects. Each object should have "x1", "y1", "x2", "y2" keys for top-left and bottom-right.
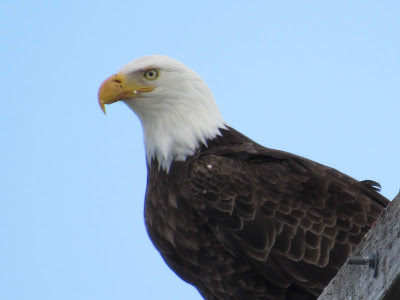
[{"x1": 185, "y1": 137, "x2": 388, "y2": 295}]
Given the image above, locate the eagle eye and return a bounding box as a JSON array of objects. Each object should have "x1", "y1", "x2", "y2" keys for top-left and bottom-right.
[{"x1": 144, "y1": 69, "x2": 159, "y2": 80}]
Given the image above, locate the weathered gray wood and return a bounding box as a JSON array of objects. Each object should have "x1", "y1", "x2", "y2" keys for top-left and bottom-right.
[{"x1": 318, "y1": 192, "x2": 400, "y2": 300}]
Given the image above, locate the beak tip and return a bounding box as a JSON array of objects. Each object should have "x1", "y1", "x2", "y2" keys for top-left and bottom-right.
[{"x1": 99, "y1": 99, "x2": 107, "y2": 115}]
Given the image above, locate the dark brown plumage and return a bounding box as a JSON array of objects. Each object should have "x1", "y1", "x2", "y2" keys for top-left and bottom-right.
[
  {"x1": 98, "y1": 55, "x2": 390, "y2": 300},
  {"x1": 145, "y1": 127, "x2": 389, "y2": 300}
]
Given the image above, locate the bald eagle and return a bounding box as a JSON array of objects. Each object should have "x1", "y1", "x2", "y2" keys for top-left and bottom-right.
[{"x1": 98, "y1": 55, "x2": 389, "y2": 300}]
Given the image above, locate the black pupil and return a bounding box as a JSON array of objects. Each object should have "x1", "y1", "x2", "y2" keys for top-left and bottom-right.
[{"x1": 148, "y1": 71, "x2": 154, "y2": 77}]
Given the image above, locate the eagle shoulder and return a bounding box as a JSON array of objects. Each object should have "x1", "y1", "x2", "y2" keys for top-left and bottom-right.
[{"x1": 184, "y1": 128, "x2": 388, "y2": 294}]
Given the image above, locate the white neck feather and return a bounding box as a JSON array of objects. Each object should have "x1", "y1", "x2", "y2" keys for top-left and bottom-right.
[{"x1": 123, "y1": 58, "x2": 227, "y2": 172}]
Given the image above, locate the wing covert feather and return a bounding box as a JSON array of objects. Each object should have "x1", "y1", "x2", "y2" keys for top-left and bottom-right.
[{"x1": 186, "y1": 149, "x2": 386, "y2": 291}]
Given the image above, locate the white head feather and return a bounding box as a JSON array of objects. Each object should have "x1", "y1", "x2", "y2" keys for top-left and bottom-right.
[{"x1": 119, "y1": 55, "x2": 227, "y2": 172}]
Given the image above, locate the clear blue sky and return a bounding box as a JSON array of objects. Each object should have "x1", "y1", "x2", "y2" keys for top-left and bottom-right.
[{"x1": 1, "y1": 1, "x2": 399, "y2": 299}]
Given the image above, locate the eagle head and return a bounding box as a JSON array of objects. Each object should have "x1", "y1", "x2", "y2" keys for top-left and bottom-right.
[{"x1": 98, "y1": 55, "x2": 227, "y2": 171}]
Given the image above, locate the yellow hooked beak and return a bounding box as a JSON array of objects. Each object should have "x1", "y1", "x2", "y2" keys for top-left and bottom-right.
[{"x1": 98, "y1": 73, "x2": 155, "y2": 114}]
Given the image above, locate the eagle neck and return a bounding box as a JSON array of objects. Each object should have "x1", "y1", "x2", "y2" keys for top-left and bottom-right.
[{"x1": 129, "y1": 99, "x2": 227, "y2": 173}]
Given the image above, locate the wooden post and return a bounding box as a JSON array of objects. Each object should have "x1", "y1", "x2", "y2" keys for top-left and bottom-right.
[{"x1": 318, "y1": 192, "x2": 400, "y2": 300}]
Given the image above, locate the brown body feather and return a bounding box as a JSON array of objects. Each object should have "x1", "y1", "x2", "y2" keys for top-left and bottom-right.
[{"x1": 145, "y1": 127, "x2": 389, "y2": 300}]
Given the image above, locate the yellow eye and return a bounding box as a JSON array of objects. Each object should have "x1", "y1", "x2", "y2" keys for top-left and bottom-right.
[{"x1": 144, "y1": 69, "x2": 159, "y2": 80}]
